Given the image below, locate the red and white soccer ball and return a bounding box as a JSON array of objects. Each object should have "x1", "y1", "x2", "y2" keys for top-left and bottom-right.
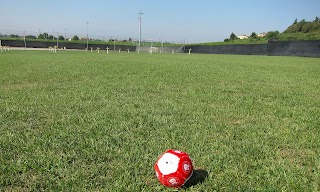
[{"x1": 154, "y1": 149, "x2": 193, "y2": 188}]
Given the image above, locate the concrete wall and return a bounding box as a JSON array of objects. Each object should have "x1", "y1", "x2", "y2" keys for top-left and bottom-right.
[
  {"x1": 1, "y1": 40, "x2": 136, "y2": 51},
  {"x1": 138, "y1": 46, "x2": 185, "y2": 53},
  {"x1": 2, "y1": 39, "x2": 320, "y2": 57},
  {"x1": 185, "y1": 44, "x2": 267, "y2": 55},
  {"x1": 185, "y1": 40, "x2": 320, "y2": 57},
  {"x1": 267, "y1": 40, "x2": 320, "y2": 57}
]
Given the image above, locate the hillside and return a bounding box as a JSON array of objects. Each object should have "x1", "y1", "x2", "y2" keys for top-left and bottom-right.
[
  {"x1": 194, "y1": 17, "x2": 320, "y2": 45},
  {"x1": 278, "y1": 17, "x2": 320, "y2": 41},
  {"x1": 284, "y1": 17, "x2": 320, "y2": 33}
]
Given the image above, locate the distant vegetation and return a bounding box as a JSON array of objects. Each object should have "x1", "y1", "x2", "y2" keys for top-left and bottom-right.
[
  {"x1": 0, "y1": 34, "x2": 181, "y2": 47},
  {"x1": 0, "y1": 34, "x2": 139, "y2": 46},
  {"x1": 284, "y1": 17, "x2": 320, "y2": 33},
  {"x1": 1, "y1": 17, "x2": 319, "y2": 47},
  {"x1": 192, "y1": 17, "x2": 320, "y2": 46},
  {"x1": 280, "y1": 17, "x2": 320, "y2": 40}
]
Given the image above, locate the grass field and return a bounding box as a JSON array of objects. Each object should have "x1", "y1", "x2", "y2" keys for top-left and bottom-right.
[{"x1": 0, "y1": 50, "x2": 319, "y2": 191}]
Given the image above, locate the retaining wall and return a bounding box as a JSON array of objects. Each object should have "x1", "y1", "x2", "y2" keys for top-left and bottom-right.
[
  {"x1": 138, "y1": 46, "x2": 184, "y2": 53},
  {"x1": 2, "y1": 39, "x2": 320, "y2": 57},
  {"x1": 185, "y1": 44, "x2": 267, "y2": 55},
  {"x1": 185, "y1": 40, "x2": 320, "y2": 57},
  {"x1": 267, "y1": 40, "x2": 320, "y2": 57},
  {"x1": 1, "y1": 40, "x2": 136, "y2": 51}
]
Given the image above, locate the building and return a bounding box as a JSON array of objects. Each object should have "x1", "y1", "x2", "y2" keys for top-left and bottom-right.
[
  {"x1": 237, "y1": 35, "x2": 249, "y2": 39},
  {"x1": 258, "y1": 32, "x2": 267, "y2": 38}
]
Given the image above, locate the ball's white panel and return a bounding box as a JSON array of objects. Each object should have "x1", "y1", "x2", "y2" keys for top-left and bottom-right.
[{"x1": 157, "y1": 153, "x2": 180, "y2": 175}]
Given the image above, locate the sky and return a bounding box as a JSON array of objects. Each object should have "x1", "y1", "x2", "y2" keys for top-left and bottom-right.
[{"x1": 1, "y1": 0, "x2": 320, "y2": 43}]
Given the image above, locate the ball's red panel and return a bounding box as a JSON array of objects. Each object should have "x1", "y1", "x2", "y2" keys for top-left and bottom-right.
[{"x1": 154, "y1": 149, "x2": 193, "y2": 188}]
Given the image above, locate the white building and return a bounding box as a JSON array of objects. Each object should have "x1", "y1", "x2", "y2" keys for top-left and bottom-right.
[
  {"x1": 258, "y1": 32, "x2": 267, "y2": 38},
  {"x1": 237, "y1": 35, "x2": 249, "y2": 39}
]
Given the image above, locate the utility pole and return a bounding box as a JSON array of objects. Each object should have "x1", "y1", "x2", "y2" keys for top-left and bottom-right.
[
  {"x1": 86, "y1": 21, "x2": 89, "y2": 50},
  {"x1": 23, "y1": 31, "x2": 26, "y2": 50},
  {"x1": 138, "y1": 10, "x2": 143, "y2": 50}
]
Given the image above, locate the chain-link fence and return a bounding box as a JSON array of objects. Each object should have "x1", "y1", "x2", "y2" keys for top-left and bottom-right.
[
  {"x1": 0, "y1": 29, "x2": 134, "y2": 41},
  {"x1": 0, "y1": 29, "x2": 184, "y2": 48}
]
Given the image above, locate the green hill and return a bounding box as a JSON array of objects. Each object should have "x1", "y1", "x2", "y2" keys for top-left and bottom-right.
[
  {"x1": 192, "y1": 17, "x2": 320, "y2": 46},
  {"x1": 278, "y1": 17, "x2": 320, "y2": 40},
  {"x1": 284, "y1": 17, "x2": 320, "y2": 33}
]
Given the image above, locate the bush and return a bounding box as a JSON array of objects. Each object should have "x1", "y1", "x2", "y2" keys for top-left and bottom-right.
[
  {"x1": 230, "y1": 32, "x2": 237, "y2": 40},
  {"x1": 25, "y1": 35, "x2": 37, "y2": 39},
  {"x1": 266, "y1": 31, "x2": 280, "y2": 40},
  {"x1": 10, "y1": 34, "x2": 19, "y2": 38},
  {"x1": 72, "y1": 35, "x2": 79, "y2": 41}
]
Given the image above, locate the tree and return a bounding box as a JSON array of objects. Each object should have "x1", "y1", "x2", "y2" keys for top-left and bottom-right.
[
  {"x1": 58, "y1": 36, "x2": 65, "y2": 40},
  {"x1": 315, "y1": 16, "x2": 319, "y2": 22},
  {"x1": 38, "y1": 34, "x2": 44, "y2": 39},
  {"x1": 294, "y1": 19, "x2": 298, "y2": 24},
  {"x1": 43, "y1": 33, "x2": 48, "y2": 40},
  {"x1": 48, "y1": 35, "x2": 54, "y2": 40},
  {"x1": 230, "y1": 32, "x2": 236, "y2": 40},
  {"x1": 266, "y1": 31, "x2": 279, "y2": 40},
  {"x1": 250, "y1": 32, "x2": 257, "y2": 38},
  {"x1": 10, "y1": 34, "x2": 19, "y2": 38},
  {"x1": 25, "y1": 35, "x2": 37, "y2": 39},
  {"x1": 72, "y1": 35, "x2": 79, "y2": 41}
]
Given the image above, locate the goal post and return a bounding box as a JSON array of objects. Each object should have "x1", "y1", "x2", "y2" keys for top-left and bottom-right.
[{"x1": 136, "y1": 40, "x2": 186, "y2": 54}]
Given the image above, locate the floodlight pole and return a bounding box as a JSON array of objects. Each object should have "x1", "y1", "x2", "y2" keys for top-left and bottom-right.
[
  {"x1": 138, "y1": 10, "x2": 143, "y2": 50},
  {"x1": 86, "y1": 21, "x2": 89, "y2": 50},
  {"x1": 23, "y1": 31, "x2": 26, "y2": 50}
]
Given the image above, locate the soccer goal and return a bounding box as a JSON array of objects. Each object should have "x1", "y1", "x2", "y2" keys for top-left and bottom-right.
[{"x1": 136, "y1": 39, "x2": 186, "y2": 54}]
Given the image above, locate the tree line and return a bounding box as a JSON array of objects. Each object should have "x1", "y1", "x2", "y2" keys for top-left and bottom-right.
[
  {"x1": 224, "y1": 31, "x2": 279, "y2": 42},
  {"x1": 1, "y1": 33, "x2": 134, "y2": 43},
  {"x1": 224, "y1": 16, "x2": 319, "y2": 42},
  {"x1": 284, "y1": 17, "x2": 320, "y2": 33},
  {"x1": 37, "y1": 33, "x2": 79, "y2": 41}
]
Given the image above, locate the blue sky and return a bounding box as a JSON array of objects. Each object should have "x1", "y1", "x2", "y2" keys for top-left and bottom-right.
[{"x1": 1, "y1": 0, "x2": 319, "y2": 43}]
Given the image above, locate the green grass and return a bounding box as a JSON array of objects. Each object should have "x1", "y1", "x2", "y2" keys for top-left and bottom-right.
[
  {"x1": 277, "y1": 32, "x2": 320, "y2": 41},
  {"x1": 0, "y1": 50, "x2": 319, "y2": 191}
]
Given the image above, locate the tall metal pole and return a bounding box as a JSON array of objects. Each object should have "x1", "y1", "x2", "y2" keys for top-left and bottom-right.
[
  {"x1": 86, "y1": 21, "x2": 89, "y2": 50},
  {"x1": 23, "y1": 31, "x2": 26, "y2": 50},
  {"x1": 138, "y1": 10, "x2": 143, "y2": 50}
]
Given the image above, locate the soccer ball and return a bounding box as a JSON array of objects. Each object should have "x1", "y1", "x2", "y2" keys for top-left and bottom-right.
[{"x1": 154, "y1": 149, "x2": 193, "y2": 188}]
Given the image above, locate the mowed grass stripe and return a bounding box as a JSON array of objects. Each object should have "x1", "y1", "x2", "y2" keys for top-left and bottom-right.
[{"x1": 0, "y1": 50, "x2": 319, "y2": 191}]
